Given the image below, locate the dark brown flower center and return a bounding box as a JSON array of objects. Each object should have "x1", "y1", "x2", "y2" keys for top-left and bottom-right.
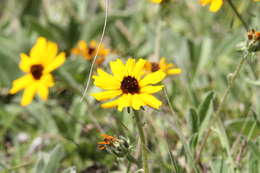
[
  {"x1": 151, "y1": 62, "x2": 160, "y2": 72},
  {"x1": 88, "y1": 47, "x2": 96, "y2": 55},
  {"x1": 120, "y1": 76, "x2": 140, "y2": 94},
  {"x1": 30, "y1": 64, "x2": 44, "y2": 80}
]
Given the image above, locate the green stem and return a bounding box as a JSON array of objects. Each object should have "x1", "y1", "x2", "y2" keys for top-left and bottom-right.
[
  {"x1": 226, "y1": 0, "x2": 248, "y2": 31},
  {"x1": 198, "y1": 52, "x2": 249, "y2": 165},
  {"x1": 133, "y1": 110, "x2": 150, "y2": 173},
  {"x1": 126, "y1": 154, "x2": 141, "y2": 167}
]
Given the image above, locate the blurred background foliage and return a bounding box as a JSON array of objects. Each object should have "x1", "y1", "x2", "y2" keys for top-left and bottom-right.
[{"x1": 0, "y1": 0, "x2": 260, "y2": 172}]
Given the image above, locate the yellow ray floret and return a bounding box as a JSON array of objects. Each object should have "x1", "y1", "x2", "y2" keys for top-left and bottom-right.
[
  {"x1": 150, "y1": 0, "x2": 163, "y2": 4},
  {"x1": 91, "y1": 58, "x2": 166, "y2": 111},
  {"x1": 199, "y1": 0, "x2": 223, "y2": 12},
  {"x1": 10, "y1": 37, "x2": 65, "y2": 106}
]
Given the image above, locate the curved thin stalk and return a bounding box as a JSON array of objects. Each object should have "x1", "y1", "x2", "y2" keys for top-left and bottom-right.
[{"x1": 133, "y1": 110, "x2": 150, "y2": 173}]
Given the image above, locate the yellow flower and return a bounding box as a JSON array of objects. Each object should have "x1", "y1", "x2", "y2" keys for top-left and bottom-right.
[
  {"x1": 91, "y1": 58, "x2": 166, "y2": 111},
  {"x1": 150, "y1": 0, "x2": 163, "y2": 3},
  {"x1": 9, "y1": 37, "x2": 65, "y2": 106},
  {"x1": 200, "y1": 0, "x2": 223, "y2": 12},
  {"x1": 71, "y1": 40, "x2": 110, "y2": 65},
  {"x1": 144, "y1": 57, "x2": 181, "y2": 76}
]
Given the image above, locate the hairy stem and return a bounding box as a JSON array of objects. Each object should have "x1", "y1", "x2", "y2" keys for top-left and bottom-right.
[
  {"x1": 133, "y1": 110, "x2": 150, "y2": 173},
  {"x1": 226, "y1": 0, "x2": 248, "y2": 31},
  {"x1": 198, "y1": 52, "x2": 249, "y2": 164}
]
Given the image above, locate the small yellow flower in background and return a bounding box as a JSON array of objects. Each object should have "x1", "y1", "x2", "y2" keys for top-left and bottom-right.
[
  {"x1": 254, "y1": 0, "x2": 260, "y2": 1},
  {"x1": 98, "y1": 134, "x2": 118, "y2": 150},
  {"x1": 9, "y1": 37, "x2": 66, "y2": 106},
  {"x1": 91, "y1": 58, "x2": 166, "y2": 111},
  {"x1": 71, "y1": 40, "x2": 110, "y2": 65},
  {"x1": 150, "y1": 0, "x2": 163, "y2": 3},
  {"x1": 144, "y1": 57, "x2": 181, "y2": 76},
  {"x1": 199, "y1": 0, "x2": 223, "y2": 12}
]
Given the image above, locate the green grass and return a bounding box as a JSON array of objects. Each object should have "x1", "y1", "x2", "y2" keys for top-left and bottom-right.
[{"x1": 0, "y1": 0, "x2": 260, "y2": 173}]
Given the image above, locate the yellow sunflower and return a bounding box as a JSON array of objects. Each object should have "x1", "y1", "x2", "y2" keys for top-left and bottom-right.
[
  {"x1": 9, "y1": 37, "x2": 66, "y2": 106},
  {"x1": 199, "y1": 0, "x2": 223, "y2": 12},
  {"x1": 150, "y1": 0, "x2": 163, "y2": 3},
  {"x1": 71, "y1": 40, "x2": 110, "y2": 65},
  {"x1": 144, "y1": 57, "x2": 181, "y2": 76},
  {"x1": 91, "y1": 58, "x2": 166, "y2": 111}
]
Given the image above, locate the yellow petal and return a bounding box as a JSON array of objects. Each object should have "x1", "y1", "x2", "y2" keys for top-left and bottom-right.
[
  {"x1": 132, "y1": 94, "x2": 145, "y2": 110},
  {"x1": 19, "y1": 53, "x2": 31, "y2": 72},
  {"x1": 21, "y1": 84, "x2": 37, "y2": 106},
  {"x1": 140, "y1": 70, "x2": 166, "y2": 87},
  {"x1": 40, "y1": 74, "x2": 55, "y2": 87},
  {"x1": 200, "y1": 0, "x2": 212, "y2": 6},
  {"x1": 159, "y1": 57, "x2": 166, "y2": 67},
  {"x1": 167, "y1": 68, "x2": 182, "y2": 75},
  {"x1": 44, "y1": 41, "x2": 58, "y2": 64},
  {"x1": 91, "y1": 90, "x2": 122, "y2": 101},
  {"x1": 125, "y1": 58, "x2": 135, "y2": 76},
  {"x1": 9, "y1": 74, "x2": 33, "y2": 94},
  {"x1": 140, "y1": 93, "x2": 162, "y2": 109},
  {"x1": 109, "y1": 59, "x2": 126, "y2": 81},
  {"x1": 101, "y1": 97, "x2": 121, "y2": 109},
  {"x1": 93, "y1": 68, "x2": 121, "y2": 90},
  {"x1": 118, "y1": 94, "x2": 131, "y2": 111},
  {"x1": 79, "y1": 40, "x2": 87, "y2": 50},
  {"x1": 30, "y1": 37, "x2": 47, "y2": 61},
  {"x1": 140, "y1": 85, "x2": 164, "y2": 94},
  {"x1": 209, "y1": 0, "x2": 223, "y2": 12},
  {"x1": 44, "y1": 52, "x2": 66, "y2": 73},
  {"x1": 150, "y1": 0, "x2": 162, "y2": 3},
  {"x1": 37, "y1": 85, "x2": 49, "y2": 101},
  {"x1": 132, "y1": 59, "x2": 146, "y2": 79}
]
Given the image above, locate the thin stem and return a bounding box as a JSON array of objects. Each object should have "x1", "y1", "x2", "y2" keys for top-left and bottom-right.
[
  {"x1": 133, "y1": 110, "x2": 150, "y2": 173},
  {"x1": 81, "y1": 0, "x2": 109, "y2": 101},
  {"x1": 226, "y1": 0, "x2": 248, "y2": 31},
  {"x1": 197, "y1": 52, "x2": 249, "y2": 163},
  {"x1": 127, "y1": 154, "x2": 141, "y2": 167}
]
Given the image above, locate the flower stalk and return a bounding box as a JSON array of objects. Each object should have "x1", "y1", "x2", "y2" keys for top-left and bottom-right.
[
  {"x1": 133, "y1": 110, "x2": 150, "y2": 173},
  {"x1": 197, "y1": 51, "x2": 250, "y2": 164},
  {"x1": 226, "y1": 0, "x2": 248, "y2": 31}
]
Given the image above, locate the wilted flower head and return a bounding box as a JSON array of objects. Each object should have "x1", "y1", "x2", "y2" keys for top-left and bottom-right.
[
  {"x1": 9, "y1": 37, "x2": 65, "y2": 106},
  {"x1": 247, "y1": 29, "x2": 260, "y2": 52},
  {"x1": 91, "y1": 58, "x2": 166, "y2": 111},
  {"x1": 98, "y1": 134, "x2": 132, "y2": 157}
]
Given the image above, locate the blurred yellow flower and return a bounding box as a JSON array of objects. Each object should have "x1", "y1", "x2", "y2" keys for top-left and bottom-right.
[
  {"x1": 150, "y1": 0, "x2": 163, "y2": 3},
  {"x1": 200, "y1": 0, "x2": 223, "y2": 12},
  {"x1": 91, "y1": 58, "x2": 166, "y2": 111},
  {"x1": 144, "y1": 57, "x2": 181, "y2": 76},
  {"x1": 10, "y1": 37, "x2": 65, "y2": 106},
  {"x1": 71, "y1": 40, "x2": 110, "y2": 65}
]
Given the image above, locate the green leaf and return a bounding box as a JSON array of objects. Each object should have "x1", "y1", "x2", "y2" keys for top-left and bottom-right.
[
  {"x1": 43, "y1": 145, "x2": 64, "y2": 173},
  {"x1": 248, "y1": 141, "x2": 260, "y2": 160},
  {"x1": 33, "y1": 156, "x2": 45, "y2": 173},
  {"x1": 187, "y1": 108, "x2": 199, "y2": 134},
  {"x1": 198, "y1": 91, "x2": 214, "y2": 126}
]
